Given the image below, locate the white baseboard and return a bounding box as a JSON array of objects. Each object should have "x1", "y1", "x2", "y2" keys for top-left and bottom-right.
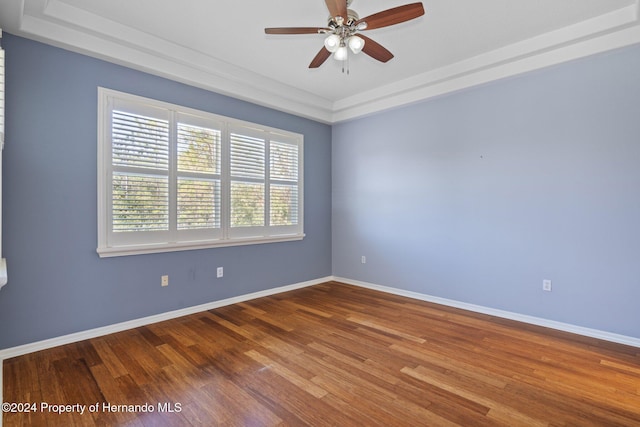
[
  {"x1": 3, "y1": 275, "x2": 635, "y2": 359},
  {"x1": 0, "y1": 276, "x2": 333, "y2": 427},
  {"x1": 2, "y1": 273, "x2": 638, "y2": 424},
  {"x1": 0, "y1": 276, "x2": 331, "y2": 361},
  {"x1": 0, "y1": 275, "x2": 330, "y2": 426},
  {"x1": 333, "y1": 276, "x2": 640, "y2": 349}
]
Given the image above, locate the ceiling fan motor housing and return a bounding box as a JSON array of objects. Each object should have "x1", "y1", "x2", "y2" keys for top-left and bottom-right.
[{"x1": 328, "y1": 9, "x2": 360, "y2": 29}]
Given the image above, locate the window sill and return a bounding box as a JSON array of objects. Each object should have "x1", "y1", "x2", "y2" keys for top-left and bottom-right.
[{"x1": 97, "y1": 234, "x2": 305, "y2": 258}]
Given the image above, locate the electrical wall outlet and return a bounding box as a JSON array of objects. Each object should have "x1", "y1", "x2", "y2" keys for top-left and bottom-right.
[
  {"x1": 361, "y1": 256, "x2": 366, "y2": 264},
  {"x1": 543, "y1": 279, "x2": 552, "y2": 292},
  {"x1": 217, "y1": 267, "x2": 223, "y2": 278},
  {"x1": 161, "y1": 275, "x2": 169, "y2": 287}
]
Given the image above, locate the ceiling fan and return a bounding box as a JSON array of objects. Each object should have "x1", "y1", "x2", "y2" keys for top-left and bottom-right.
[{"x1": 265, "y1": 0, "x2": 425, "y2": 69}]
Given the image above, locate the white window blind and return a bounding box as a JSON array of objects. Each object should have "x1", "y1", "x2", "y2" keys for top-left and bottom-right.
[
  {"x1": 270, "y1": 140, "x2": 300, "y2": 228},
  {"x1": 111, "y1": 108, "x2": 170, "y2": 234},
  {"x1": 176, "y1": 118, "x2": 222, "y2": 231},
  {"x1": 230, "y1": 128, "x2": 266, "y2": 235},
  {"x1": 97, "y1": 88, "x2": 304, "y2": 257}
]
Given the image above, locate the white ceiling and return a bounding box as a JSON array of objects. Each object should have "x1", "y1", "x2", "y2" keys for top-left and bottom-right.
[{"x1": 1, "y1": 0, "x2": 639, "y2": 123}]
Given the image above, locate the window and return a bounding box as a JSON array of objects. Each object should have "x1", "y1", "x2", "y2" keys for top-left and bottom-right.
[{"x1": 97, "y1": 88, "x2": 303, "y2": 257}]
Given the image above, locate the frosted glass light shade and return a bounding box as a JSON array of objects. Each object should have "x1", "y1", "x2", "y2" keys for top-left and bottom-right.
[
  {"x1": 334, "y1": 46, "x2": 348, "y2": 61},
  {"x1": 324, "y1": 34, "x2": 340, "y2": 53},
  {"x1": 348, "y1": 36, "x2": 365, "y2": 54}
]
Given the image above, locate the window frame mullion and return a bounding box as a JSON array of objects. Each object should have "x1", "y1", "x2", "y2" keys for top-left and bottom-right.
[
  {"x1": 168, "y1": 110, "x2": 178, "y2": 242},
  {"x1": 265, "y1": 133, "x2": 271, "y2": 229},
  {"x1": 220, "y1": 122, "x2": 231, "y2": 240}
]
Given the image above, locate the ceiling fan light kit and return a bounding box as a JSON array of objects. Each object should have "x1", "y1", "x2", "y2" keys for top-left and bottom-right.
[
  {"x1": 348, "y1": 35, "x2": 365, "y2": 54},
  {"x1": 265, "y1": 0, "x2": 425, "y2": 69},
  {"x1": 324, "y1": 34, "x2": 364, "y2": 58},
  {"x1": 324, "y1": 34, "x2": 341, "y2": 52},
  {"x1": 334, "y1": 45, "x2": 349, "y2": 61}
]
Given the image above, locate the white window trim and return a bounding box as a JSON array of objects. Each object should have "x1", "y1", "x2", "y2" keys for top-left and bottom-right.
[
  {"x1": 97, "y1": 88, "x2": 304, "y2": 257},
  {"x1": 0, "y1": 28, "x2": 7, "y2": 287}
]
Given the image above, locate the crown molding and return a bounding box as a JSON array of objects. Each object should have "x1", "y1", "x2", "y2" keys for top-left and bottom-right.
[
  {"x1": 2, "y1": 0, "x2": 639, "y2": 124},
  {"x1": 8, "y1": 0, "x2": 335, "y2": 123},
  {"x1": 331, "y1": 3, "x2": 640, "y2": 122}
]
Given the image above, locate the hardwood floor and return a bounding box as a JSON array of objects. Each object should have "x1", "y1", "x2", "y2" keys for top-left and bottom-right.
[{"x1": 3, "y1": 281, "x2": 640, "y2": 426}]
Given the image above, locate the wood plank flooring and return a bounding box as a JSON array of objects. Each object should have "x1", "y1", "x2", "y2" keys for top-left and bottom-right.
[{"x1": 3, "y1": 281, "x2": 640, "y2": 426}]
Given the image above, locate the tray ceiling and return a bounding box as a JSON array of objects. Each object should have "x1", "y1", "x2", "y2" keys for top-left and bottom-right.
[{"x1": 1, "y1": 0, "x2": 639, "y2": 123}]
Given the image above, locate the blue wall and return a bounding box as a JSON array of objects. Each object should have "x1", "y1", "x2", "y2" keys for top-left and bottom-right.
[
  {"x1": 2, "y1": 31, "x2": 639, "y2": 350},
  {"x1": 0, "y1": 34, "x2": 332, "y2": 349},
  {"x1": 333, "y1": 45, "x2": 640, "y2": 338}
]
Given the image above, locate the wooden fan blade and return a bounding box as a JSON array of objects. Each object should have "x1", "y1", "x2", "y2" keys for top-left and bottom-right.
[
  {"x1": 358, "y1": 35, "x2": 394, "y2": 63},
  {"x1": 356, "y1": 2, "x2": 425, "y2": 30},
  {"x1": 309, "y1": 47, "x2": 332, "y2": 68},
  {"x1": 325, "y1": 0, "x2": 348, "y2": 20},
  {"x1": 265, "y1": 27, "x2": 327, "y2": 35}
]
